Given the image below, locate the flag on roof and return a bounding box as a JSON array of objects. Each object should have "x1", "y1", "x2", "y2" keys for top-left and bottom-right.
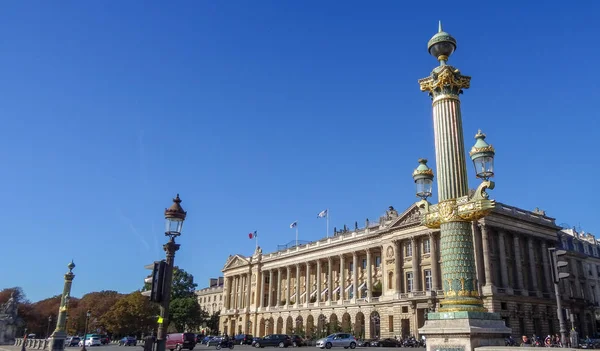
[
  {"x1": 317, "y1": 209, "x2": 328, "y2": 218},
  {"x1": 248, "y1": 231, "x2": 257, "y2": 239},
  {"x1": 290, "y1": 221, "x2": 298, "y2": 229}
]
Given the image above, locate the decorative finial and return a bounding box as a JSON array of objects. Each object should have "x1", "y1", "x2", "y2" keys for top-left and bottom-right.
[
  {"x1": 438, "y1": 20, "x2": 443, "y2": 33},
  {"x1": 427, "y1": 22, "x2": 457, "y2": 64},
  {"x1": 67, "y1": 260, "x2": 76, "y2": 272}
]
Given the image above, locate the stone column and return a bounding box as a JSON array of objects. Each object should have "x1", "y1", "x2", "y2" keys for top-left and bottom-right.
[
  {"x1": 353, "y1": 253, "x2": 358, "y2": 300},
  {"x1": 366, "y1": 249, "x2": 373, "y2": 299},
  {"x1": 305, "y1": 262, "x2": 310, "y2": 305},
  {"x1": 339, "y1": 254, "x2": 346, "y2": 302},
  {"x1": 513, "y1": 234, "x2": 525, "y2": 291},
  {"x1": 232, "y1": 276, "x2": 237, "y2": 308},
  {"x1": 497, "y1": 231, "x2": 509, "y2": 288},
  {"x1": 411, "y1": 237, "x2": 420, "y2": 291},
  {"x1": 541, "y1": 241, "x2": 552, "y2": 293},
  {"x1": 286, "y1": 266, "x2": 291, "y2": 306},
  {"x1": 225, "y1": 277, "x2": 232, "y2": 309},
  {"x1": 295, "y1": 264, "x2": 301, "y2": 307},
  {"x1": 472, "y1": 222, "x2": 485, "y2": 291},
  {"x1": 258, "y1": 272, "x2": 264, "y2": 308},
  {"x1": 268, "y1": 270, "x2": 273, "y2": 307},
  {"x1": 429, "y1": 233, "x2": 439, "y2": 291},
  {"x1": 527, "y1": 237, "x2": 538, "y2": 291},
  {"x1": 276, "y1": 268, "x2": 282, "y2": 307},
  {"x1": 327, "y1": 257, "x2": 333, "y2": 302},
  {"x1": 316, "y1": 260, "x2": 322, "y2": 304},
  {"x1": 240, "y1": 274, "x2": 245, "y2": 308},
  {"x1": 480, "y1": 224, "x2": 493, "y2": 287},
  {"x1": 395, "y1": 240, "x2": 403, "y2": 293}
]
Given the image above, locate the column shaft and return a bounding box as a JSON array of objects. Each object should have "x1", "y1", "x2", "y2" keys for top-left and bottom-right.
[
  {"x1": 316, "y1": 260, "x2": 322, "y2": 303},
  {"x1": 286, "y1": 266, "x2": 291, "y2": 306},
  {"x1": 513, "y1": 235, "x2": 525, "y2": 290},
  {"x1": 498, "y1": 231, "x2": 509, "y2": 288},
  {"x1": 327, "y1": 257, "x2": 333, "y2": 302},
  {"x1": 305, "y1": 262, "x2": 310, "y2": 305},
  {"x1": 339, "y1": 254, "x2": 346, "y2": 302},
  {"x1": 258, "y1": 272, "x2": 263, "y2": 308},
  {"x1": 527, "y1": 237, "x2": 538, "y2": 291},
  {"x1": 366, "y1": 249, "x2": 372, "y2": 299},
  {"x1": 268, "y1": 270, "x2": 273, "y2": 307},
  {"x1": 352, "y1": 253, "x2": 358, "y2": 300},
  {"x1": 411, "y1": 238, "x2": 420, "y2": 291},
  {"x1": 295, "y1": 265, "x2": 300, "y2": 307},
  {"x1": 395, "y1": 240, "x2": 403, "y2": 293},
  {"x1": 480, "y1": 224, "x2": 493, "y2": 286},
  {"x1": 276, "y1": 269, "x2": 282, "y2": 306},
  {"x1": 541, "y1": 241, "x2": 552, "y2": 293}
]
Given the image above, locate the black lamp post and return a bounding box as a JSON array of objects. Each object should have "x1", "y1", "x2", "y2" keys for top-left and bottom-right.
[
  {"x1": 81, "y1": 310, "x2": 91, "y2": 351},
  {"x1": 46, "y1": 316, "x2": 53, "y2": 338},
  {"x1": 156, "y1": 195, "x2": 187, "y2": 351}
]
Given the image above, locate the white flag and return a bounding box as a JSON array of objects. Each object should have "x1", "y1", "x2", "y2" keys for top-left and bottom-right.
[
  {"x1": 290, "y1": 221, "x2": 298, "y2": 229},
  {"x1": 317, "y1": 209, "x2": 328, "y2": 218}
]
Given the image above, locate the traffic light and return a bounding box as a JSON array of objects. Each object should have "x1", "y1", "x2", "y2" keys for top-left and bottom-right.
[
  {"x1": 142, "y1": 260, "x2": 166, "y2": 303},
  {"x1": 549, "y1": 248, "x2": 570, "y2": 283}
]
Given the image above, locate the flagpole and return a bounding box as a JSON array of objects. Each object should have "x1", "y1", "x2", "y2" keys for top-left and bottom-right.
[
  {"x1": 295, "y1": 225, "x2": 298, "y2": 247},
  {"x1": 256, "y1": 234, "x2": 258, "y2": 250}
]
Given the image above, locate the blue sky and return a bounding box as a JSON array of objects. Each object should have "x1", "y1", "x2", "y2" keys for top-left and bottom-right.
[{"x1": 1, "y1": 1, "x2": 598, "y2": 302}]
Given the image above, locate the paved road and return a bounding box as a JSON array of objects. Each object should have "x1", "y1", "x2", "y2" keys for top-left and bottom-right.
[{"x1": 0, "y1": 343, "x2": 425, "y2": 351}]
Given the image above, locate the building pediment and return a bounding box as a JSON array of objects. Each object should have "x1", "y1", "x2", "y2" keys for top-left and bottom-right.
[
  {"x1": 222, "y1": 254, "x2": 250, "y2": 271},
  {"x1": 388, "y1": 204, "x2": 423, "y2": 229}
]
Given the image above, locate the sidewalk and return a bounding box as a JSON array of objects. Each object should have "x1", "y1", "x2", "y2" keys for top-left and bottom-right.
[{"x1": 0, "y1": 345, "x2": 20, "y2": 351}]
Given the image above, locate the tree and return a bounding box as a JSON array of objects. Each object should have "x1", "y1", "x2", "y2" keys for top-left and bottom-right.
[
  {"x1": 206, "y1": 312, "x2": 220, "y2": 334},
  {"x1": 170, "y1": 267, "x2": 198, "y2": 300},
  {"x1": 169, "y1": 297, "x2": 206, "y2": 332},
  {"x1": 0, "y1": 287, "x2": 27, "y2": 305},
  {"x1": 101, "y1": 291, "x2": 158, "y2": 338},
  {"x1": 68, "y1": 291, "x2": 123, "y2": 335}
]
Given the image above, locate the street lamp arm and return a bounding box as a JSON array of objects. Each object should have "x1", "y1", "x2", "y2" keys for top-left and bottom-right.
[{"x1": 417, "y1": 180, "x2": 496, "y2": 229}]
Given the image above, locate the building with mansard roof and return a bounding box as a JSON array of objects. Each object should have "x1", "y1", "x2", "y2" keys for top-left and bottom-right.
[{"x1": 218, "y1": 202, "x2": 600, "y2": 339}]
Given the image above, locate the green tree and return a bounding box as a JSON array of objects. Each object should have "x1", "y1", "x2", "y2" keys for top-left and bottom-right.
[
  {"x1": 206, "y1": 312, "x2": 220, "y2": 334},
  {"x1": 170, "y1": 267, "x2": 198, "y2": 300},
  {"x1": 169, "y1": 297, "x2": 206, "y2": 332},
  {"x1": 101, "y1": 291, "x2": 159, "y2": 338}
]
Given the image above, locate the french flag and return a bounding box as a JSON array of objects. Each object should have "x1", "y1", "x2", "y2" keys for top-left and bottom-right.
[{"x1": 248, "y1": 231, "x2": 257, "y2": 239}]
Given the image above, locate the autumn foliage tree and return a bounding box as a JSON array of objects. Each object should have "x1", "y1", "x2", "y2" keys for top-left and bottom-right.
[{"x1": 101, "y1": 291, "x2": 159, "y2": 338}]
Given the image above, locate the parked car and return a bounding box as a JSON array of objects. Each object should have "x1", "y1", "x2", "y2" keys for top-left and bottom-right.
[
  {"x1": 207, "y1": 337, "x2": 222, "y2": 346},
  {"x1": 99, "y1": 335, "x2": 109, "y2": 345},
  {"x1": 195, "y1": 335, "x2": 205, "y2": 344},
  {"x1": 65, "y1": 337, "x2": 81, "y2": 347},
  {"x1": 253, "y1": 334, "x2": 292, "y2": 348},
  {"x1": 289, "y1": 335, "x2": 306, "y2": 347},
  {"x1": 166, "y1": 332, "x2": 196, "y2": 351},
  {"x1": 119, "y1": 337, "x2": 137, "y2": 346},
  {"x1": 79, "y1": 337, "x2": 102, "y2": 347},
  {"x1": 234, "y1": 334, "x2": 253, "y2": 345},
  {"x1": 315, "y1": 334, "x2": 356, "y2": 349},
  {"x1": 370, "y1": 338, "x2": 398, "y2": 347}
]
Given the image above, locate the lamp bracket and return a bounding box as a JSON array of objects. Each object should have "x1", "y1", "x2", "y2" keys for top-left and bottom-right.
[{"x1": 416, "y1": 180, "x2": 496, "y2": 229}]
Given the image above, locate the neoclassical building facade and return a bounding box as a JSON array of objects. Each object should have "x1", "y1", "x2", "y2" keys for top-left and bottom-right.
[
  {"x1": 197, "y1": 277, "x2": 224, "y2": 315},
  {"x1": 219, "y1": 202, "x2": 599, "y2": 339}
]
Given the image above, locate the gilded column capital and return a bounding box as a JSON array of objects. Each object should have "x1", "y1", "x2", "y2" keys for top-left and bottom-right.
[{"x1": 419, "y1": 65, "x2": 471, "y2": 100}]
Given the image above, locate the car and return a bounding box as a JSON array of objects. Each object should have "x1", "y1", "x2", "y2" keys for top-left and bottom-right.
[
  {"x1": 315, "y1": 333, "x2": 356, "y2": 349},
  {"x1": 289, "y1": 335, "x2": 306, "y2": 347},
  {"x1": 166, "y1": 332, "x2": 196, "y2": 351},
  {"x1": 234, "y1": 334, "x2": 253, "y2": 345},
  {"x1": 253, "y1": 334, "x2": 292, "y2": 348},
  {"x1": 119, "y1": 337, "x2": 137, "y2": 346},
  {"x1": 99, "y1": 335, "x2": 110, "y2": 345},
  {"x1": 66, "y1": 337, "x2": 81, "y2": 347},
  {"x1": 79, "y1": 337, "x2": 102, "y2": 347},
  {"x1": 207, "y1": 337, "x2": 223, "y2": 346}
]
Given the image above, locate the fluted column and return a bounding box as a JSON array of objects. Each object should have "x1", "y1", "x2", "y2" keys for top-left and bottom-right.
[
  {"x1": 295, "y1": 264, "x2": 300, "y2": 307},
  {"x1": 541, "y1": 241, "x2": 552, "y2": 293},
  {"x1": 394, "y1": 240, "x2": 403, "y2": 293},
  {"x1": 429, "y1": 233, "x2": 439, "y2": 291},
  {"x1": 246, "y1": 272, "x2": 252, "y2": 308},
  {"x1": 327, "y1": 257, "x2": 333, "y2": 302},
  {"x1": 513, "y1": 235, "x2": 525, "y2": 291},
  {"x1": 225, "y1": 277, "x2": 232, "y2": 309},
  {"x1": 352, "y1": 253, "x2": 358, "y2": 300},
  {"x1": 497, "y1": 231, "x2": 509, "y2": 288},
  {"x1": 276, "y1": 268, "x2": 282, "y2": 307},
  {"x1": 286, "y1": 266, "x2": 291, "y2": 306},
  {"x1": 268, "y1": 270, "x2": 273, "y2": 307},
  {"x1": 480, "y1": 224, "x2": 493, "y2": 286},
  {"x1": 305, "y1": 262, "x2": 310, "y2": 305},
  {"x1": 411, "y1": 237, "x2": 420, "y2": 291},
  {"x1": 339, "y1": 254, "x2": 346, "y2": 302},
  {"x1": 316, "y1": 260, "x2": 322, "y2": 304},
  {"x1": 258, "y1": 271, "x2": 264, "y2": 308},
  {"x1": 527, "y1": 237, "x2": 538, "y2": 292},
  {"x1": 232, "y1": 276, "x2": 237, "y2": 308},
  {"x1": 366, "y1": 249, "x2": 372, "y2": 299}
]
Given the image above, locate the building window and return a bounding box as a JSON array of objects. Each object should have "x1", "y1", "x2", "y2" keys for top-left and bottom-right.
[
  {"x1": 388, "y1": 316, "x2": 394, "y2": 332},
  {"x1": 423, "y1": 239, "x2": 431, "y2": 254},
  {"x1": 424, "y1": 269, "x2": 432, "y2": 291},
  {"x1": 362, "y1": 259, "x2": 367, "y2": 269},
  {"x1": 375, "y1": 256, "x2": 381, "y2": 267},
  {"x1": 581, "y1": 283, "x2": 586, "y2": 299},
  {"x1": 388, "y1": 272, "x2": 393, "y2": 290},
  {"x1": 265, "y1": 276, "x2": 270, "y2": 284},
  {"x1": 406, "y1": 272, "x2": 414, "y2": 292},
  {"x1": 350, "y1": 262, "x2": 354, "y2": 272},
  {"x1": 406, "y1": 243, "x2": 413, "y2": 257}
]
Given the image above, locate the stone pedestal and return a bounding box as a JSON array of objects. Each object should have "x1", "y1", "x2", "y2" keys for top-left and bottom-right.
[
  {"x1": 47, "y1": 330, "x2": 67, "y2": 351},
  {"x1": 419, "y1": 312, "x2": 510, "y2": 351}
]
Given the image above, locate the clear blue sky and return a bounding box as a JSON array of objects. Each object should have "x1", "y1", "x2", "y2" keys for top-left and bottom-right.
[{"x1": 1, "y1": 1, "x2": 598, "y2": 302}]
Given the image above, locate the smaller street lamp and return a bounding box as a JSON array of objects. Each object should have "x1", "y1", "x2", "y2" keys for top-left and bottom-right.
[
  {"x1": 46, "y1": 316, "x2": 53, "y2": 339},
  {"x1": 412, "y1": 159, "x2": 434, "y2": 200},
  {"x1": 81, "y1": 310, "x2": 91, "y2": 351},
  {"x1": 469, "y1": 130, "x2": 495, "y2": 181}
]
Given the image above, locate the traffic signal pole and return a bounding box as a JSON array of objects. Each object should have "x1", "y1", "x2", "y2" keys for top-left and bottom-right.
[
  {"x1": 156, "y1": 238, "x2": 180, "y2": 351},
  {"x1": 549, "y1": 248, "x2": 569, "y2": 347}
]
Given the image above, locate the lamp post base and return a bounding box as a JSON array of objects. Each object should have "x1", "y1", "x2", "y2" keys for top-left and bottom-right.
[
  {"x1": 47, "y1": 331, "x2": 67, "y2": 351},
  {"x1": 418, "y1": 312, "x2": 510, "y2": 351}
]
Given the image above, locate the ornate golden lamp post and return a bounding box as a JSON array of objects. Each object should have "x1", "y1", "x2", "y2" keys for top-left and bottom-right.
[
  {"x1": 48, "y1": 261, "x2": 76, "y2": 351},
  {"x1": 414, "y1": 22, "x2": 509, "y2": 350}
]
